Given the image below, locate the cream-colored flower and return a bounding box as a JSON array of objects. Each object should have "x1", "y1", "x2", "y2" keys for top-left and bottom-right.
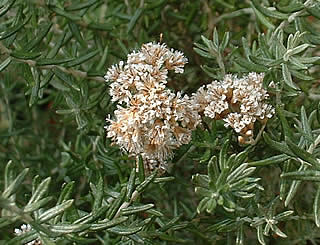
[
  {"x1": 192, "y1": 73, "x2": 274, "y2": 143},
  {"x1": 105, "y1": 42, "x2": 199, "y2": 171}
]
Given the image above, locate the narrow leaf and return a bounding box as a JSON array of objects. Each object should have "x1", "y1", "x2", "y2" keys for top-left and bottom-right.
[
  {"x1": 219, "y1": 139, "x2": 229, "y2": 170},
  {"x1": 263, "y1": 133, "x2": 295, "y2": 157},
  {"x1": 107, "y1": 225, "x2": 142, "y2": 235},
  {"x1": 50, "y1": 7, "x2": 81, "y2": 21},
  {"x1": 286, "y1": 137, "x2": 320, "y2": 169},
  {"x1": 127, "y1": 8, "x2": 143, "y2": 33},
  {"x1": 2, "y1": 168, "x2": 29, "y2": 198},
  {"x1": 248, "y1": 154, "x2": 290, "y2": 166},
  {"x1": 0, "y1": 57, "x2": 11, "y2": 72},
  {"x1": 27, "y1": 177, "x2": 51, "y2": 205},
  {"x1": 90, "y1": 216, "x2": 128, "y2": 231},
  {"x1": 0, "y1": 15, "x2": 31, "y2": 39},
  {"x1": 251, "y1": 3, "x2": 275, "y2": 29},
  {"x1": 281, "y1": 170, "x2": 320, "y2": 181},
  {"x1": 314, "y1": 184, "x2": 320, "y2": 227},
  {"x1": 121, "y1": 204, "x2": 154, "y2": 215},
  {"x1": 65, "y1": 50, "x2": 99, "y2": 68},
  {"x1": 282, "y1": 63, "x2": 299, "y2": 90},
  {"x1": 38, "y1": 200, "x2": 74, "y2": 223}
]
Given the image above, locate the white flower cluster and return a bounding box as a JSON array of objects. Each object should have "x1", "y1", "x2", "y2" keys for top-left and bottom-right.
[
  {"x1": 14, "y1": 224, "x2": 41, "y2": 245},
  {"x1": 105, "y1": 42, "x2": 200, "y2": 171},
  {"x1": 192, "y1": 73, "x2": 274, "y2": 143}
]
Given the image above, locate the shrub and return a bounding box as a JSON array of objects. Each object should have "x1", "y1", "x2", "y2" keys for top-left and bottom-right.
[{"x1": 1, "y1": 0, "x2": 320, "y2": 244}]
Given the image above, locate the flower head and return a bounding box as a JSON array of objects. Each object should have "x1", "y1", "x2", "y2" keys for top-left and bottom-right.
[
  {"x1": 192, "y1": 73, "x2": 274, "y2": 143},
  {"x1": 105, "y1": 42, "x2": 199, "y2": 171}
]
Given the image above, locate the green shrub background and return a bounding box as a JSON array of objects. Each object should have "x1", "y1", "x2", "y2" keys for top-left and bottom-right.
[{"x1": 1, "y1": 0, "x2": 320, "y2": 244}]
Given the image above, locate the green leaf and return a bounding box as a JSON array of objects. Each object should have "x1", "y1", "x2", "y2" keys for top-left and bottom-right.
[
  {"x1": 235, "y1": 57, "x2": 268, "y2": 72},
  {"x1": 68, "y1": 21, "x2": 86, "y2": 47},
  {"x1": 107, "y1": 225, "x2": 143, "y2": 235},
  {"x1": 0, "y1": 57, "x2": 11, "y2": 72},
  {"x1": 87, "y1": 22, "x2": 113, "y2": 31},
  {"x1": 252, "y1": 0, "x2": 288, "y2": 19},
  {"x1": 281, "y1": 170, "x2": 320, "y2": 181},
  {"x1": 47, "y1": 32, "x2": 68, "y2": 59},
  {"x1": 106, "y1": 187, "x2": 126, "y2": 219},
  {"x1": 38, "y1": 234, "x2": 56, "y2": 245},
  {"x1": 290, "y1": 69, "x2": 314, "y2": 81},
  {"x1": 29, "y1": 68, "x2": 41, "y2": 107},
  {"x1": 36, "y1": 58, "x2": 74, "y2": 66},
  {"x1": 227, "y1": 164, "x2": 254, "y2": 183},
  {"x1": 24, "y1": 197, "x2": 53, "y2": 213},
  {"x1": 136, "y1": 170, "x2": 158, "y2": 193},
  {"x1": 154, "y1": 176, "x2": 175, "y2": 183},
  {"x1": 282, "y1": 63, "x2": 299, "y2": 90},
  {"x1": 26, "y1": 177, "x2": 51, "y2": 206},
  {"x1": 192, "y1": 174, "x2": 210, "y2": 187},
  {"x1": 90, "y1": 216, "x2": 128, "y2": 231},
  {"x1": 286, "y1": 137, "x2": 320, "y2": 169},
  {"x1": 92, "y1": 174, "x2": 103, "y2": 212},
  {"x1": 274, "y1": 210, "x2": 294, "y2": 221},
  {"x1": 50, "y1": 6, "x2": 81, "y2": 21},
  {"x1": 127, "y1": 8, "x2": 143, "y2": 33},
  {"x1": 257, "y1": 225, "x2": 266, "y2": 245},
  {"x1": 271, "y1": 224, "x2": 287, "y2": 238},
  {"x1": 126, "y1": 168, "x2": 136, "y2": 201},
  {"x1": 145, "y1": 0, "x2": 167, "y2": 10},
  {"x1": 206, "y1": 198, "x2": 217, "y2": 213},
  {"x1": 10, "y1": 50, "x2": 41, "y2": 60},
  {"x1": 195, "y1": 187, "x2": 212, "y2": 198},
  {"x1": 197, "y1": 197, "x2": 209, "y2": 214},
  {"x1": 220, "y1": 32, "x2": 230, "y2": 51},
  {"x1": 263, "y1": 133, "x2": 295, "y2": 157},
  {"x1": 314, "y1": 184, "x2": 320, "y2": 227},
  {"x1": 213, "y1": 28, "x2": 219, "y2": 48},
  {"x1": 2, "y1": 168, "x2": 29, "y2": 198},
  {"x1": 65, "y1": 0, "x2": 100, "y2": 11},
  {"x1": 8, "y1": 230, "x2": 39, "y2": 245},
  {"x1": 250, "y1": 3, "x2": 275, "y2": 29},
  {"x1": 52, "y1": 68, "x2": 80, "y2": 91},
  {"x1": 26, "y1": 23, "x2": 53, "y2": 51},
  {"x1": 193, "y1": 47, "x2": 214, "y2": 59},
  {"x1": 219, "y1": 139, "x2": 229, "y2": 170},
  {"x1": 0, "y1": 14, "x2": 31, "y2": 39},
  {"x1": 49, "y1": 223, "x2": 90, "y2": 234},
  {"x1": 306, "y1": 4, "x2": 320, "y2": 20},
  {"x1": 285, "y1": 165, "x2": 307, "y2": 206},
  {"x1": 0, "y1": 217, "x2": 15, "y2": 228},
  {"x1": 121, "y1": 204, "x2": 154, "y2": 215},
  {"x1": 159, "y1": 216, "x2": 181, "y2": 232},
  {"x1": 4, "y1": 160, "x2": 14, "y2": 190},
  {"x1": 65, "y1": 50, "x2": 99, "y2": 68},
  {"x1": 208, "y1": 156, "x2": 219, "y2": 181},
  {"x1": 74, "y1": 206, "x2": 109, "y2": 225},
  {"x1": 38, "y1": 199, "x2": 74, "y2": 223},
  {"x1": 300, "y1": 106, "x2": 313, "y2": 141},
  {"x1": 276, "y1": 106, "x2": 294, "y2": 139},
  {"x1": 201, "y1": 35, "x2": 217, "y2": 52},
  {"x1": 248, "y1": 154, "x2": 290, "y2": 166},
  {"x1": 0, "y1": 0, "x2": 16, "y2": 17},
  {"x1": 277, "y1": 2, "x2": 304, "y2": 13}
]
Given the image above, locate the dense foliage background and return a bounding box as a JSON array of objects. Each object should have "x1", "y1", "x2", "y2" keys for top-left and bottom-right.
[{"x1": 1, "y1": 0, "x2": 320, "y2": 244}]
